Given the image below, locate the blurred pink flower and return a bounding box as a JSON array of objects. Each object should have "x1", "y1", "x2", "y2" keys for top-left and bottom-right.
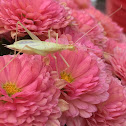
[
  {"x1": 104, "y1": 39, "x2": 118, "y2": 54},
  {"x1": 86, "y1": 77, "x2": 126, "y2": 126},
  {"x1": 0, "y1": 0, "x2": 72, "y2": 37},
  {"x1": 73, "y1": 0, "x2": 91, "y2": 9},
  {"x1": 104, "y1": 42, "x2": 126, "y2": 84},
  {"x1": 0, "y1": 54, "x2": 61, "y2": 125},
  {"x1": 50, "y1": 49, "x2": 109, "y2": 119},
  {"x1": 58, "y1": 0, "x2": 91, "y2": 9},
  {"x1": 85, "y1": 6, "x2": 126, "y2": 43},
  {"x1": 0, "y1": 21, "x2": 7, "y2": 34},
  {"x1": 60, "y1": 116, "x2": 87, "y2": 126},
  {"x1": 0, "y1": 31, "x2": 13, "y2": 42},
  {"x1": 0, "y1": 20, "x2": 13, "y2": 42}
]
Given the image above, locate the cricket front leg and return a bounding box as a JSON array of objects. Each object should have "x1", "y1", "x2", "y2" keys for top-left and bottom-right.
[
  {"x1": 59, "y1": 52, "x2": 69, "y2": 68},
  {"x1": 52, "y1": 54, "x2": 59, "y2": 78}
]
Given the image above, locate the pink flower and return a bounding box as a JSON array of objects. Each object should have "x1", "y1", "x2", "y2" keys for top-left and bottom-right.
[
  {"x1": 85, "y1": 6, "x2": 126, "y2": 43},
  {"x1": 50, "y1": 48, "x2": 109, "y2": 119},
  {"x1": 0, "y1": 0, "x2": 72, "y2": 37},
  {"x1": 86, "y1": 77, "x2": 126, "y2": 126},
  {"x1": 0, "y1": 54, "x2": 61, "y2": 125},
  {"x1": 71, "y1": 9, "x2": 108, "y2": 48}
]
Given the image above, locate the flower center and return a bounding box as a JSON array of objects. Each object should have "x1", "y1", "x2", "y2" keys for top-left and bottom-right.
[
  {"x1": 2, "y1": 82, "x2": 21, "y2": 96},
  {"x1": 60, "y1": 71, "x2": 74, "y2": 83}
]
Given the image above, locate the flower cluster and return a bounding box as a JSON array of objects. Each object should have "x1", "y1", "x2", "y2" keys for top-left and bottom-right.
[{"x1": 0, "y1": 0, "x2": 126, "y2": 126}]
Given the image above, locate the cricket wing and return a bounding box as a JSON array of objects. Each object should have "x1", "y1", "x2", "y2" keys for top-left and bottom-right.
[
  {"x1": 24, "y1": 45, "x2": 48, "y2": 56},
  {"x1": 17, "y1": 21, "x2": 41, "y2": 41}
]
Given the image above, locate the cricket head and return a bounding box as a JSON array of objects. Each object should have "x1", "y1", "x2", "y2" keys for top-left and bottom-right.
[{"x1": 6, "y1": 43, "x2": 25, "y2": 52}]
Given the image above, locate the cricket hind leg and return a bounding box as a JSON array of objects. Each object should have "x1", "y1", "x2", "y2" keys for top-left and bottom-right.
[
  {"x1": 15, "y1": 21, "x2": 18, "y2": 42},
  {"x1": 14, "y1": 21, "x2": 19, "y2": 55},
  {"x1": 14, "y1": 21, "x2": 41, "y2": 54},
  {"x1": 16, "y1": 21, "x2": 41, "y2": 41},
  {"x1": 0, "y1": 45, "x2": 27, "y2": 73}
]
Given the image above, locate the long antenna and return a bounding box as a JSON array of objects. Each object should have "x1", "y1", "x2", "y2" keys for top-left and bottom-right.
[
  {"x1": 108, "y1": 4, "x2": 122, "y2": 17},
  {"x1": 75, "y1": 4, "x2": 122, "y2": 44}
]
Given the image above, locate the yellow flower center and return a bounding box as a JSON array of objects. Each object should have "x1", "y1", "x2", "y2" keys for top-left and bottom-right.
[
  {"x1": 60, "y1": 71, "x2": 74, "y2": 83},
  {"x1": 2, "y1": 82, "x2": 21, "y2": 96}
]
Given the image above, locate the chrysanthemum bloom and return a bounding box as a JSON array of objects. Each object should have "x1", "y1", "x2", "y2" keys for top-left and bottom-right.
[
  {"x1": 104, "y1": 43, "x2": 126, "y2": 84},
  {"x1": 86, "y1": 77, "x2": 126, "y2": 126},
  {"x1": 50, "y1": 48, "x2": 109, "y2": 120},
  {"x1": 0, "y1": 0, "x2": 72, "y2": 38},
  {"x1": 71, "y1": 9, "x2": 108, "y2": 48},
  {"x1": 0, "y1": 54, "x2": 61, "y2": 125},
  {"x1": 85, "y1": 6, "x2": 126, "y2": 43}
]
